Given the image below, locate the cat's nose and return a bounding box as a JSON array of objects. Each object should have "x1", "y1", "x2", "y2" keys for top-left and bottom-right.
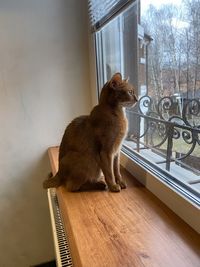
[{"x1": 134, "y1": 95, "x2": 138, "y2": 102}]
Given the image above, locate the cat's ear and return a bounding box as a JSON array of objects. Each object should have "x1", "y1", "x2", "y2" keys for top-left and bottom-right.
[
  {"x1": 124, "y1": 76, "x2": 129, "y2": 83},
  {"x1": 110, "y1": 73, "x2": 122, "y2": 89}
]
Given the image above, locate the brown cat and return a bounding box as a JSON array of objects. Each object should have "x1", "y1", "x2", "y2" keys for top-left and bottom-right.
[{"x1": 43, "y1": 73, "x2": 137, "y2": 192}]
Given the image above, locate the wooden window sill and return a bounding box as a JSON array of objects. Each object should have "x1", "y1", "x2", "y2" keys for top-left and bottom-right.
[{"x1": 47, "y1": 146, "x2": 200, "y2": 267}]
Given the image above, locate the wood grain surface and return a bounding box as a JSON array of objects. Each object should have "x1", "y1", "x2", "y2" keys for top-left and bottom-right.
[{"x1": 48, "y1": 147, "x2": 200, "y2": 267}]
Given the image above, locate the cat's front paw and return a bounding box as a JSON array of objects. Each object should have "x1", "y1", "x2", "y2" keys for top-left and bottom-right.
[
  {"x1": 117, "y1": 180, "x2": 127, "y2": 189},
  {"x1": 109, "y1": 183, "x2": 121, "y2": 192}
]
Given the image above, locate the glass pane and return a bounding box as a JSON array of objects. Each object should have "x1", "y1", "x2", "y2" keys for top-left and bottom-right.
[
  {"x1": 96, "y1": 2, "x2": 138, "y2": 91},
  {"x1": 101, "y1": 16, "x2": 123, "y2": 81},
  {"x1": 127, "y1": 0, "x2": 200, "y2": 201},
  {"x1": 95, "y1": 0, "x2": 200, "y2": 204}
]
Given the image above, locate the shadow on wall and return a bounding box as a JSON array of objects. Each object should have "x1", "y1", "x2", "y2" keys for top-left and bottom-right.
[{"x1": 0, "y1": 151, "x2": 55, "y2": 266}]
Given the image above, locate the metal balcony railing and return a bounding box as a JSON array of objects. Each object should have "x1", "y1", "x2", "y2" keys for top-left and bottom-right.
[{"x1": 125, "y1": 95, "x2": 200, "y2": 200}]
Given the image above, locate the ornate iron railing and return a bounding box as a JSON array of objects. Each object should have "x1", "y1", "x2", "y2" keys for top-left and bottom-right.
[{"x1": 126, "y1": 96, "x2": 200, "y2": 181}]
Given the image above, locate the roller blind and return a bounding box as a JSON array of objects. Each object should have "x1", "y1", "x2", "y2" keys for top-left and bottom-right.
[{"x1": 88, "y1": 0, "x2": 134, "y2": 31}]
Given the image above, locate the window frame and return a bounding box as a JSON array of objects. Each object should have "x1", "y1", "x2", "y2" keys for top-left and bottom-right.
[{"x1": 89, "y1": 1, "x2": 200, "y2": 234}]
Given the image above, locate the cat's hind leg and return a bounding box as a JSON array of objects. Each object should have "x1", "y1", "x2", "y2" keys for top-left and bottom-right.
[
  {"x1": 65, "y1": 176, "x2": 87, "y2": 192},
  {"x1": 61, "y1": 152, "x2": 104, "y2": 192},
  {"x1": 65, "y1": 174, "x2": 106, "y2": 192},
  {"x1": 79, "y1": 178, "x2": 107, "y2": 191}
]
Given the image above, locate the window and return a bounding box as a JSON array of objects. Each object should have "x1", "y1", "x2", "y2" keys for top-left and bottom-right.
[{"x1": 92, "y1": 0, "x2": 200, "y2": 205}]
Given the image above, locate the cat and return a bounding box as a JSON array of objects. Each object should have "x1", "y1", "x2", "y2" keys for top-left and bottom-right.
[{"x1": 43, "y1": 73, "x2": 138, "y2": 192}]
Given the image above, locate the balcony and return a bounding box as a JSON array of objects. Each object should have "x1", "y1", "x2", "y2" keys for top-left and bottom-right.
[{"x1": 125, "y1": 95, "x2": 200, "y2": 204}]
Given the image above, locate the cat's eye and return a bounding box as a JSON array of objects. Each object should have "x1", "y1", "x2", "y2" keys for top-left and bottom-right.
[{"x1": 128, "y1": 90, "x2": 133, "y2": 95}]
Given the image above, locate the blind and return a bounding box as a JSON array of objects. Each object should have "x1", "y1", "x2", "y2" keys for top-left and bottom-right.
[{"x1": 88, "y1": 0, "x2": 134, "y2": 31}]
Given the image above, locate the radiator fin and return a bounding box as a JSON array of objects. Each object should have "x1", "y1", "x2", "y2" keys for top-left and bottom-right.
[{"x1": 50, "y1": 189, "x2": 73, "y2": 267}]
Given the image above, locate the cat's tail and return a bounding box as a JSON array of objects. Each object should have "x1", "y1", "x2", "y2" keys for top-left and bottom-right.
[{"x1": 43, "y1": 173, "x2": 62, "y2": 189}]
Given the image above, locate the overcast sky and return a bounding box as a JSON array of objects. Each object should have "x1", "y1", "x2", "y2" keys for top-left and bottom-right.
[
  {"x1": 141, "y1": 0, "x2": 189, "y2": 29},
  {"x1": 141, "y1": 0, "x2": 183, "y2": 16}
]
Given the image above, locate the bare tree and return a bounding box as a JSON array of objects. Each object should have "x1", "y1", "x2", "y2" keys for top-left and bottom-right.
[{"x1": 141, "y1": 0, "x2": 200, "y2": 100}]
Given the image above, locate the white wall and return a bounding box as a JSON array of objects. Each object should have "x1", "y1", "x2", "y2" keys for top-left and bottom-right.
[{"x1": 0, "y1": 0, "x2": 91, "y2": 266}]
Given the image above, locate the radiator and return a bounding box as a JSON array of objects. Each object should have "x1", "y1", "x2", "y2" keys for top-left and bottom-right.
[{"x1": 47, "y1": 188, "x2": 73, "y2": 267}]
